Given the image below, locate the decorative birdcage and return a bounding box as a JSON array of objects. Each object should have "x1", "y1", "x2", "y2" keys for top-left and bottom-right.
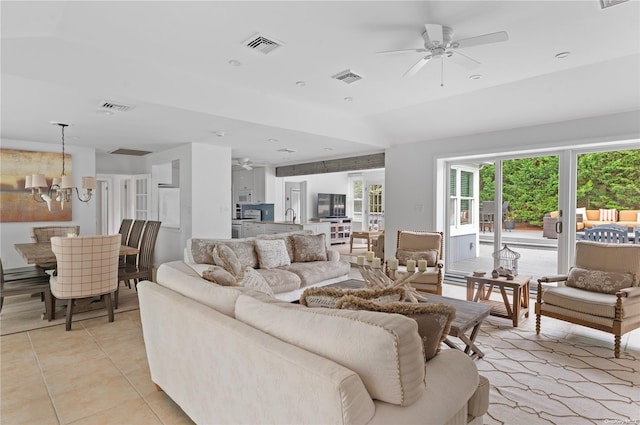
[{"x1": 492, "y1": 244, "x2": 520, "y2": 276}]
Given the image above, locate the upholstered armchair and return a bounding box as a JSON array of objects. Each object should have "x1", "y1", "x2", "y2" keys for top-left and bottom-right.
[
  {"x1": 50, "y1": 235, "x2": 121, "y2": 330},
  {"x1": 536, "y1": 241, "x2": 640, "y2": 358},
  {"x1": 389, "y1": 230, "x2": 444, "y2": 295}
]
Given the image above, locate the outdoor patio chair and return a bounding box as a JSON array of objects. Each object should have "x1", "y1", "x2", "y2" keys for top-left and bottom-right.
[
  {"x1": 388, "y1": 230, "x2": 444, "y2": 295},
  {"x1": 536, "y1": 241, "x2": 640, "y2": 358},
  {"x1": 50, "y1": 235, "x2": 121, "y2": 330},
  {"x1": 584, "y1": 228, "x2": 628, "y2": 243}
]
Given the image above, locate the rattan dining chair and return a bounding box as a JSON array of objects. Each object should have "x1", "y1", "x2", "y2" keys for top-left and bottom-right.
[
  {"x1": 116, "y1": 221, "x2": 161, "y2": 308},
  {"x1": 50, "y1": 235, "x2": 121, "y2": 330}
]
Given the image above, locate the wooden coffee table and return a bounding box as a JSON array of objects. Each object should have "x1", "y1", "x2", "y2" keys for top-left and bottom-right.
[
  {"x1": 465, "y1": 273, "x2": 531, "y2": 327},
  {"x1": 327, "y1": 280, "x2": 491, "y2": 359}
]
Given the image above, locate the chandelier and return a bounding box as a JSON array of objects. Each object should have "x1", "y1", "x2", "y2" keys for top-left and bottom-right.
[{"x1": 25, "y1": 123, "x2": 96, "y2": 211}]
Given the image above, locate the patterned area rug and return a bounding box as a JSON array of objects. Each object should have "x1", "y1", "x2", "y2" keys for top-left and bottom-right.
[
  {"x1": 475, "y1": 315, "x2": 640, "y2": 424},
  {"x1": 0, "y1": 285, "x2": 139, "y2": 335}
]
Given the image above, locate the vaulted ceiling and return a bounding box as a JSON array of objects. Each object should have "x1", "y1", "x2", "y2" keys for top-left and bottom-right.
[{"x1": 2, "y1": 1, "x2": 639, "y2": 166}]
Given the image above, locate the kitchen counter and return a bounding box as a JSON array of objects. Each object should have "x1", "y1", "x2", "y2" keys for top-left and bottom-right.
[{"x1": 241, "y1": 221, "x2": 331, "y2": 247}]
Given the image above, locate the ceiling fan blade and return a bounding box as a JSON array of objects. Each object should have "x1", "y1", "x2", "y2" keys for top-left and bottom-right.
[
  {"x1": 449, "y1": 50, "x2": 481, "y2": 69},
  {"x1": 424, "y1": 24, "x2": 444, "y2": 45},
  {"x1": 376, "y1": 48, "x2": 428, "y2": 55},
  {"x1": 403, "y1": 56, "x2": 431, "y2": 77},
  {"x1": 453, "y1": 31, "x2": 508, "y2": 49}
]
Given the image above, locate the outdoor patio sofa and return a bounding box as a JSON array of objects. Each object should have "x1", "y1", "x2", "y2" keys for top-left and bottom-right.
[{"x1": 543, "y1": 209, "x2": 640, "y2": 239}]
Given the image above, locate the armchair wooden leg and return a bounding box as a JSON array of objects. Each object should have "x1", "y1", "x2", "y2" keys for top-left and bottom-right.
[
  {"x1": 105, "y1": 292, "x2": 114, "y2": 323},
  {"x1": 65, "y1": 300, "x2": 74, "y2": 331},
  {"x1": 536, "y1": 313, "x2": 541, "y2": 335},
  {"x1": 614, "y1": 335, "x2": 621, "y2": 358}
]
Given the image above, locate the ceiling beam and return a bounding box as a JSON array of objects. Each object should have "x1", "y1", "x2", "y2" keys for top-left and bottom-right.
[{"x1": 276, "y1": 153, "x2": 385, "y2": 177}]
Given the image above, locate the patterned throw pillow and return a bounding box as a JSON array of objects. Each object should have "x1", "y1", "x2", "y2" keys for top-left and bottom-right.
[
  {"x1": 202, "y1": 265, "x2": 237, "y2": 287},
  {"x1": 213, "y1": 245, "x2": 243, "y2": 276},
  {"x1": 396, "y1": 249, "x2": 438, "y2": 267},
  {"x1": 565, "y1": 267, "x2": 635, "y2": 294},
  {"x1": 336, "y1": 296, "x2": 456, "y2": 361},
  {"x1": 237, "y1": 267, "x2": 274, "y2": 296},
  {"x1": 299, "y1": 286, "x2": 406, "y2": 308},
  {"x1": 255, "y1": 239, "x2": 291, "y2": 269},
  {"x1": 598, "y1": 208, "x2": 617, "y2": 221},
  {"x1": 291, "y1": 234, "x2": 328, "y2": 262}
]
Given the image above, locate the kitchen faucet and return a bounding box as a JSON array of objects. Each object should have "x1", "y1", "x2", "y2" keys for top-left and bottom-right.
[{"x1": 285, "y1": 208, "x2": 296, "y2": 223}]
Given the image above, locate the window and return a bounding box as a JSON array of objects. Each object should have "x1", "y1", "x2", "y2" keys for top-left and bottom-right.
[
  {"x1": 450, "y1": 167, "x2": 474, "y2": 227},
  {"x1": 351, "y1": 176, "x2": 363, "y2": 223},
  {"x1": 368, "y1": 184, "x2": 383, "y2": 230}
]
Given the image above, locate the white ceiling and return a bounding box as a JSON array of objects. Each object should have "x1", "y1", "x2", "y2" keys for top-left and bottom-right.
[{"x1": 2, "y1": 1, "x2": 639, "y2": 166}]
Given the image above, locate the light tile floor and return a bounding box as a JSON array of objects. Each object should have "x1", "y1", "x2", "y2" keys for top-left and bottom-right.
[{"x1": 0, "y1": 310, "x2": 195, "y2": 425}]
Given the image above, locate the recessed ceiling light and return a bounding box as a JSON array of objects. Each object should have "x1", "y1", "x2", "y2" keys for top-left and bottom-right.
[
  {"x1": 228, "y1": 59, "x2": 242, "y2": 66},
  {"x1": 324, "y1": 147, "x2": 333, "y2": 151},
  {"x1": 469, "y1": 74, "x2": 482, "y2": 80},
  {"x1": 555, "y1": 52, "x2": 570, "y2": 59},
  {"x1": 267, "y1": 138, "x2": 278, "y2": 142},
  {"x1": 96, "y1": 110, "x2": 114, "y2": 116},
  {"x1": 295, "y1": 81, "x2": 306, "y2": 87},
  {"x1": 344, "y1": 97, "x2": 353, "y2": 102},
  {"x1": 213, "y1": 131, "x2": 225, "y2": 137}
]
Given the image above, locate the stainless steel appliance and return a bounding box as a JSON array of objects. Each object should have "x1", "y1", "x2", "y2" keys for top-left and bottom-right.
[
  {"x1": 243, "y1": 209, "x2": 262, "y2": 220},
  {"x1": 231, "y1": 219, "x2": 243, "y2": 239}
]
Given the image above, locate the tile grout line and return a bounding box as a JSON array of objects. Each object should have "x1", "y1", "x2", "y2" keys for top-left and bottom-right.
[
  {"x1": 27, "y1": 328, "x2": 63, "y2": 425},
  {"x1": 78, "y1": 319, "x2": 167, "y2": 425}
]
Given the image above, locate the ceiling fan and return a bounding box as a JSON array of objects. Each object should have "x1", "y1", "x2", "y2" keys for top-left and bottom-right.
[
  {"x1": 377, "y1": 24, "x2": 508, "y2": 81},
  {"x1": 233, "y1": 158, "x2": 253, "y2": 170}
]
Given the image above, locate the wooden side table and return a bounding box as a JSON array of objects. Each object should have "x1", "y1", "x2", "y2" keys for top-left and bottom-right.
[{"x1": 465, "y1": 273, "x2": 531, "y2": 327}]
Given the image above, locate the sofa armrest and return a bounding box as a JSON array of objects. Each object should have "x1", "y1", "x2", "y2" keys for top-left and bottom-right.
[
  {"x1": 538, "y1": 275, "x2": 568, "y2": 284},
  {"x1": 327, "y1": 249, "x2": 340, "y2": 262},
  {"x1": 618, "y1": 287, "x2": 640, "y2": 298}
]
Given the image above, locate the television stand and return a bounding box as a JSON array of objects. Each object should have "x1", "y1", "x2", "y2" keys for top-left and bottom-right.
[{"x1": 319, "y1": 217, "x2": 351, "y2": 245}]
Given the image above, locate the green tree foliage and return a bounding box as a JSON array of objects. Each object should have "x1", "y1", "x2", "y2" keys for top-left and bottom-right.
[{"x1": 479, "y1": 149, "x2": 639, "y2": 227}]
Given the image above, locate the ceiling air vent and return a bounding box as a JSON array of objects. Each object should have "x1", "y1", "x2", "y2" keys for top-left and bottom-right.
[
  {"x1": 243, "y1": 33, "x2": 283, "y2": 54},
  {"x1": 111, "y1": 148, "x2": 151, "y2": 156},
  {"x1": 600, "y1": 0, "x2": 629, "y2": 8},
  {"x1": 99, "y1": 100, "x2": 135, "y2": 112},
  {"x1": 331, "y1": 69, "x2": 363, "y2": 84}
]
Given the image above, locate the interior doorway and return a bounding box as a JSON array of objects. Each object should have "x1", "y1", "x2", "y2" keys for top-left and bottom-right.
[{"x1": 284, "y1": 181, "x2": 306, "y2": 223}]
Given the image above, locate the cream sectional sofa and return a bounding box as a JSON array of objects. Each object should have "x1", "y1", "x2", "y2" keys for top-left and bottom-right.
[
  {"x1": 183, "y1": 232, "x2": 351, "y2": 301},
  {"x1": 138, "y1": 261, "x2": 489, "y2": 425}
]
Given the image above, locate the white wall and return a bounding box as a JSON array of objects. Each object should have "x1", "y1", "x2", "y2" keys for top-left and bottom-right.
[
  {"x1": 96, "y1": 152, "x2": 146, "y2": 174},
  {"x1": 384, "y1": 110, "x2": 640, "y2": 258},
  {"x1": 1, "y1": 139, "x2": 97, "y2": 267}
]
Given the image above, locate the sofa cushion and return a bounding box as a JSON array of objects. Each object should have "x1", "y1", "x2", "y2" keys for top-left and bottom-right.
[
  {"x1": 336, "y1": 296, "x2": 455, "y2": 361},
  {"x1": 542, "y1": 285, "x2": 640, "y2": 319},
  {"x1": 189, "y1": 239, "x2": 216, "y2": 264},
  {"x1": 234, "y1": 294, "x2": 426, "y2": 406},
  {"x1": 202, "y1": 265, "x2": 236, "y2": 287},
  {"x1": 300, "y1": 286, "x2": 406, "y2": 308},
  {"x1": 256, "y1": 268, "x2": 301, "y2": 294},
  {"x1": 291, "y1": 234, "x2": 328, "y2": 262},
  {"x1": 396, "y1": 249, "x2": 438, "y2": 267},
  {"x1": 565, "y1": 267, "x2": 635, "y2": 294},
  {"x1": 280, "y1": 260, "x2": 351, "y2": 287},
  {"x1": 213, "y1": 244, "x2": 243, "y2": 276},
  {"x1": 256, "y1": 230, "x2": 312, "y2": 261},
  {"x1": 255, "y1": 239, "x2": 291, "y2": 269}
]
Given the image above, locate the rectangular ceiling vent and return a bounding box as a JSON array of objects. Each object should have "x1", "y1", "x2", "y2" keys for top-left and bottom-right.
[
  {"x1": 332, "y1": 69, "x2": 363, "y2": 84},
  {"x1": 99, "y1": 100, "x2": 135, "y2": 112},
  {"x1": 599, "y1": 0, "x2": 629, "y2": 8},
  {"x1": 111, "y1": 148, "x2": 151, "y2": 156},
  {"x1": 243, "y1": 33, "x2": 283, "y2": 54}
]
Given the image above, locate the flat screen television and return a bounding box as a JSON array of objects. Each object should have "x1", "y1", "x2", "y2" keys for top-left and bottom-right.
[{"x1": 317, "y1": 193, "x2": 346, "y2": 218}]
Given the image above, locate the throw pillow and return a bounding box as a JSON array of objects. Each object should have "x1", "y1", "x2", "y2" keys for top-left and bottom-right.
[
  {"x1": 213, "y1": 244, "x2": 243, "y2": 276},
  {"x1": 396, "y1": 249, "x2": 438, "y2": 267},
  {"x1": 254, "y1": 239, "x2": 291, "y2": 269},
  {"x1": 291, "y1": 234, "x2": 328, "y2": 262},
  {"x1": 637, "y1": 212, "x2": 640, "y2": 222},
  {"x1": 599, "y1": 208, "x2": 617, "y2": 221},
  {"x1": 202, "y1": 265, "x2": 237, "y2": 287},
  {"x1": 336, "y1": 296, "x2": 456, "y2": 361},
  {"x1": 565, "y1": 266, "x2": 635, "y2": 295},
  {"x1": 237, "y1": 266, "x2": 274, "y2": 296},
  {"x1": 575, "y1": 207, "x2": 586, "y2": 219},
  {"x1": 300, "y1": 286, "x2": 406, "y2": 308}
]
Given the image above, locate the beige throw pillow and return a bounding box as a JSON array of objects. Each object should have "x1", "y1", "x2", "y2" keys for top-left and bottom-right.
[
  {"x1": 202, "y1": 265, "x2": 237, "y2": 287},
  {"x1": 396, "y1": 249, "x2": 438, "y2": 267},
  {"x1": 213, "y1": 244, "x2": 243, "y2": 276},
  {"x1": 565, "y1": 267, "x2": 635, "y2": 294},
  {"x1": 237, "y1": 267, "x2": 274, "y2": 296},
  {"x1": 255, "y1": 239, "x2": 291, "y2": 269},
  {"x1": 291, "y1": 234, "x2": 328, "y2": 262},
  {"x1": 336, "y1": 296, "x2": 456, "y2": 361}
]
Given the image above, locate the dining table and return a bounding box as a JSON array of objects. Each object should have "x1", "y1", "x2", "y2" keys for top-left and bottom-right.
[{"x1": 14, "y1": 242, "x2": 139, "y2": 266}]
